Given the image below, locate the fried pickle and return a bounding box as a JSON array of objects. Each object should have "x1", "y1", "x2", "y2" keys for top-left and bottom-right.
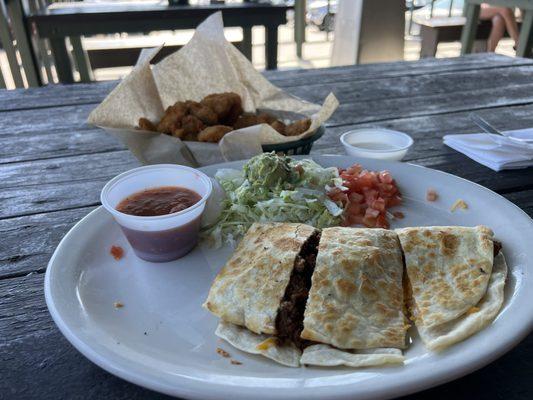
[
  {"x1": 233, "y1": 113, "x2": 260, "y2": 130},
  {"x1": 200, "y1": 92, "x2": 243, "y2": 125},
  {"x1": 181, "y1": 115, "x2": 204, "y2": 138},
  {"x1": 156, "y1": 103, "x2": 187, "y2": 134},
  {"x1": 186, "y1": 101, "x2": 219, "y2": 126},
  {"x1": 257, "y1": 113, "x2": 277, "y2": 124},
  {"x1": 198, "y1": 125, "x2": 233, "y2": 143},
  {"x1": 233, "y1": 112, "x2": 279, "y2": 130},
  {"x1": 171, "y1": 128, "x2": 186, "y2": 139},
  {"x1": 269, "y1": 120, "x2": 286, "y2": 135},
  {"x1": 285, "y1": 118, "x2": 311, "y2": 136},
  {"x1": 139, "y1": 92, "x2": 313, "y2": 143},
  {"x1": 138, "y1": 117, "x2": 157, "y2": 132}
]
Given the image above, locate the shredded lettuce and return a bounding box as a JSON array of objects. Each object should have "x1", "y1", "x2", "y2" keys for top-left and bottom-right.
[{"x1": 203, "y1": 153, "x2": 342, "y2": 247}]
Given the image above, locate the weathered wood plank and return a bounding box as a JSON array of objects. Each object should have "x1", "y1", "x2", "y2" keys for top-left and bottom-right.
[
  {"x1": 0, "y1": 330, "x2": 171, "y2": 399},
  {"x1": 0, "y1": 206, "x2": 96, "y2": 278},
  {"x1": 2, "y1": 99, "x2": 533, "y2": 220},
  {"x1": 0, "y1": 150, "x2": 135, "y2": 190},
  {"x1": 0, "y1": 274, "x2": 49, "y2": 343},
  {"x1": 1, "y1": 145, "x2": 532, "y2": 221},
  {"x1": 284, "y1": 65, "x2": 533, "y2": 108},
  {"x1": 265, "y1": 53, "x2": 533, "y2": 86},
  {"x1": 0, "y1": 54, "x2": 531, "y2": 113},
  {"x1": 0, "y1": 152, "x2": 138, "y2": 219},
  {"x1": 312, "y1": 102, "x2": 533, "y2": 161},
  {"x1": 323, "y1": 81, "x2": 533, "y2": 127},
  {"x1": 0, "y1": 81, "x2": 117, "y2": 112},
  {"x1": 0, "y1": 127, "x2": 123, "y2": 164},
  {"x1": 3, "y1": 62, "x2": 532, "y2": 121},
  {"x1": 0, "y1": 104, "x2": 94, "y2": 136},
  {"x1": 4, "y1": 65, "x2": 533, "y2": 165}
]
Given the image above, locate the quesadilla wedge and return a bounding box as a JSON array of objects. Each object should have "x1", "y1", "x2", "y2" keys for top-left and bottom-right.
[
  {"x1": 397, "y1": 226, "x2": 506, "y2": 351},
  {"x1": 300, "y1": 227, "x2": 408, "y2": 367},
  {"x1": 203, "y1": 222, "x2": 319, "y2": 366}
]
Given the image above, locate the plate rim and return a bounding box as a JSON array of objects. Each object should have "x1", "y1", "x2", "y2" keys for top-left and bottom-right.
[{"x1": 45, "y1": 155, "x2": 533, "y2": 400}]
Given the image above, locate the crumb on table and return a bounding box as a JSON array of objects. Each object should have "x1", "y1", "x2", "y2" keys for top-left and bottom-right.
[
  {"x1": 110, "y1": 245, "x2": 124, "y2": 260},
  {"x1": 392, "y1": 211, "x2": 404, "y2": 219},
  {"x1": 216, "y1": 347, "x2": 230, "y2": 358},
  {"x1": 114, "y1": 302, "x2": 124, "y2": 309},
  {"x1": 426, "y1": 188, "x2": 438, "y2": 202},
  {"x1": 230, "y1": 359, "x2": 242, "y2": 365}
]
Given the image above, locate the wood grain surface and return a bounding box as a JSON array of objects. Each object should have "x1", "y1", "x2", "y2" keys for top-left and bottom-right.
[{"x1": 1, "y1": 53, "x2": 532, "y2": 400}]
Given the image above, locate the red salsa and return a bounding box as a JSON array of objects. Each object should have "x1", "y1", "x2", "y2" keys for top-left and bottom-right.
[
  {"x1": 110, "y1": 245, "x2": 124, "y2": 260},
  {"x1": 116, "y1": 186, "x2": 201, "y2": 216},
  {"x1": 120, "y1": 219, "x2": 201, "y2": 262}
]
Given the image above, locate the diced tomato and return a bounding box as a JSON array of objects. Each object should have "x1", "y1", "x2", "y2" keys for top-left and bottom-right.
[
  {"x1": 356, "y1": 172, "x2": 377, "y2": 188},
  {"x1": 365, "y1": 208, "x2": 380, "y2": 218},
  {"x1": 348, "y1": 192, "x2": 364, "y2": 203},
  {"x1": 363, "y1": 189, "x2": 379, "y2": 203},
  {"x1": 346, "y1": 202, "x2": 362, "y2": 215},
  {"x1": 329, "y1": 191, "x2": 348, "y2": 204},
  {"x1": 362, "y1": 215, "x2": 377, "y2": 227},
  {"x1": 375, "y1": 214, "x2": 389, "y2": 229},
  {"x1": 327, "y1": 163, "x2": 402, "y2": 229},
  {"x1": 370, "y1": 198, "x2": 385, "y2": 212},
  {"x1": 347, "y1": 213, "x2": 364, "y2": 225},
  {"x1": 346, "y1": 164, "x2": 363, "y2": 175},
  {"x1": 378, "y1": 171, "x2": 393, "y2": 184},
  {"x1": 387, "y1": 195, "x2": 402, "y2": 207}
]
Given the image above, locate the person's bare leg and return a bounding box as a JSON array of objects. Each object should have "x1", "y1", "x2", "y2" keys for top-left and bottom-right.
[
  {"x1": 497, "y1": 7, "x2": 520, "y2": 44},
  {"x1": 488, "y1": 14, "x2": 505, "y2": 51},
  {"x1": 480, "y1": 6, "x2": 520, "y2": 48},
  {"x1": 480, "y1": 5, "x2": 500, "y2": 21}
]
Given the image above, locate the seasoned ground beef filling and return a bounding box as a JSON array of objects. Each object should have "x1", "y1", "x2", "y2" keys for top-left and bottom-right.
[
  {"x1": 275, "y1": 231, "x2": 320, "y2": 349},
  {"x1": 493, "y1": 240, "x2": 502, "y2": 257}
]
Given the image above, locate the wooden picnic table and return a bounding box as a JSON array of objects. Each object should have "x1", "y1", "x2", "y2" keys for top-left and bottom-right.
[
  {"x1": 26, "y1": 1, "x2": 290, "y2": 83},
  {"x1": 1, "y1": 53, "x2": 533, "y2": 399}
]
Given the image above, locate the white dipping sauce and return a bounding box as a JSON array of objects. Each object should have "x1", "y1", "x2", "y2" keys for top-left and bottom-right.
[
  {"x1": 345, "y1": 141, "x2": 399, "y2": 151},
  {"x1": 340, "y1": 128, "x2": 414, "y2": 161}
]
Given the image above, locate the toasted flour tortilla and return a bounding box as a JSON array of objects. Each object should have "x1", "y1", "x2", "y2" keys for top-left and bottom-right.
[
  {"x1": 216, "y1": 323, "x2": 405, "y2": 368},
  {"x1": 396, "y1": 226, "x2": 494, "y2": 329},
  {"x1": 203, "y1": 222, "x2": 316, "y2": 335},
  {"x1": 301, "y1": 227, "x2": 408, "y2": 350},
  {"x1": 300, "y1": 345, "x2": 404, "y2": 367},
  {"x1": 215, "y1": 322, "x2": 301, "y2": 367},
  {"x1": 416, "y1": 253, "x2": 507, "y2": 351}
]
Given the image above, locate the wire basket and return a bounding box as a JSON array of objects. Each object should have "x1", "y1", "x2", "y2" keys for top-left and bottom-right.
[{"x1": 261, "y1": 125, "x2": 325, "y2": 156}]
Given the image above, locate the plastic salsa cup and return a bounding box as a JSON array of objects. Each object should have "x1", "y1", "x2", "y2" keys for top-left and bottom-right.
[{"x1": 101, "y1": 164, "x2": 213, "y2": 263}]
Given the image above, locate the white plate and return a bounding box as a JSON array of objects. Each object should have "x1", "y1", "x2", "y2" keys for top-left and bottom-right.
[{"x1": 45, "y1": 155, "x2": 533, "y2": 400}]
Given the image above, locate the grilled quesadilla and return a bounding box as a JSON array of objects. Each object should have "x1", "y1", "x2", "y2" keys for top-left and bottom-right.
[
  {"x1": 397, "y1": 226, "x2": 506, "y2": 351},
  {"x1": 205, "y1": 223, "x2": 407, "y2": 367},
  {"x1": 203, "y1": 222, "x2": 319, "y2": 367},
  {"x1": 300, "y1": 227, "x2": 407, "y2": 367}
]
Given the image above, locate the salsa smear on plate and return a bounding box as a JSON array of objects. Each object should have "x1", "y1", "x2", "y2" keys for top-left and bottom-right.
[{"x1": 116, "y1": 186, "x2": 201, "y2": 216}]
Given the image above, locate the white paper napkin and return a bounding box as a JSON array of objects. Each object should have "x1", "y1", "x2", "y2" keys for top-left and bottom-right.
[{"x1": 443, "y1": 128, "x2": 533, "y2": 171}]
